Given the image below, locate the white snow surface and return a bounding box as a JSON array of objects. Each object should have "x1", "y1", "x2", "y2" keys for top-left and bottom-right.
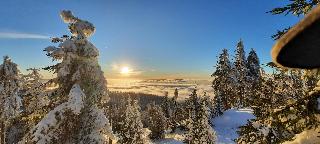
[
  {"x1": 212, "y1": 108, "x2": 255, "y2": 144},
  {"x1": 67, "y1": 84, "x2": 85, "y2": 114},
  {"x1": 155, "y1": 139, "x2": 184, "y2": 144},
  {"x1": 154, "y1": 130, "x2": 185, "y2": 144}
]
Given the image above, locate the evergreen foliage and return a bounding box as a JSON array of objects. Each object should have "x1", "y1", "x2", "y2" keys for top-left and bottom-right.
[
  {"x1": 233, "y1": 40, "x2": 249, "y2": 107},
  {"x1": 21, "y1": 10, "x2": 117, "y2": 143},
  {"x1": 212, "y1": 49, "x2": 234, "y2": 113},
  {"x1": 146, "y1": 102, "x2": 167, "y2": 139},
  {"x1": 185, "y1": 90, "x2": 217, "y2": 144},
  {"x1": 0, "y1": 56, "x2": 23, "y2": 144},
  {"x1": 119, "y1": 97, "x2": 146, "y2": 144},
  {"x1": 268, "y1": 0, "x2": 319, "y2": 39}
]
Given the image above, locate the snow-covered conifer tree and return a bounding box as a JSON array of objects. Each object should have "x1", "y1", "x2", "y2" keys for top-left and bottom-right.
[
  {"x1": 21, "y1": 68, "x2": 48, "y2": 122},
  {"x1": 170, "y1": 88, "x2": 180, "y2": 131},
  {"x1": 247, "y1": 49, "x2": 261, "y2": 81},
  {"x1": 146, "y1": 102, "x2": 167, "y2": 139},
  {"x1": 212, "y1": 49, "x2": 234, "y2": 113},
  {"x1": 162, "y1": 91, "x2": 172, "y2": 118},
  {"x1": 185, "y1": 90, "x2": 216, "y2": 144},
  {"x1": 233, "y1": 40, "x2": 249, "y2": 107},
  {"x1": 174, "y1": 88, "x2": 179, "y2": 100},
  {"x1": 185, "y1": 89, "x2": 199, "y2": 119},
  {"x1": 120, "y1": 97, "x2": 146, "y2": 143},
  {"x1": 0, "y1": 56, "x2": 23, "y2": 143},
  {"x1": 212, "y1": 93, "x2": 224, "y2": 117},
  {"x1": 21, "y1": 10, "x2": 117, "y2": 144},
  {"x1": 246, "y1": 48, "x2": 264, "y2": 106}
]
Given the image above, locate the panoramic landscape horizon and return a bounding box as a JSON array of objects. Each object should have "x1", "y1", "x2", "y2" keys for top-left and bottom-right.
[{"x1": 0, "y1": 0, "x2": 319, "y2": 144}]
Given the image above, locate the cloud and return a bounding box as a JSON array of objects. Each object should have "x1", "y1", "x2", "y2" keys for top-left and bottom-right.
[
  {"x1": 107, "y1": 79, "x2": 213, "y2": 100},
  {"x1": 127, "y1": 70, "x2": 144, "y2": 76},
  {"x1": 0, "y1": 32, "x2": 49, "y2": 39}
]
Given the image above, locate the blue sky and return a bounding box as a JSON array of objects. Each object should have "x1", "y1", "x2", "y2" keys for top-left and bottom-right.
[{"x1": 0, "y1": 0, "x2": 301, "y2": 79}]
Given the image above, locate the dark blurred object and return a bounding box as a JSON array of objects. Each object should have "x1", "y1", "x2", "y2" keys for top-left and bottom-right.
[{"x1": 272, "y1": 5, "x2": 320, "y2": 69}]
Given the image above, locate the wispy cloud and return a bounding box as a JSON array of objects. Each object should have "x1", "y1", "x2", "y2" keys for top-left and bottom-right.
[{"x1": 0, "y1": 32, "x2": 49, "y2": 39}]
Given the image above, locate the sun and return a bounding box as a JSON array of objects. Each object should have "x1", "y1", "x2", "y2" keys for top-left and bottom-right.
[{"x1": 120, "y1": 67, "x2": 130, "y2": 74}]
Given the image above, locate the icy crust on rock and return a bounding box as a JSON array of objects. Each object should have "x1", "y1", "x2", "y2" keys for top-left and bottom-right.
[{"x1": 30, "y1": 84, "x2": 85, "y2": 143}]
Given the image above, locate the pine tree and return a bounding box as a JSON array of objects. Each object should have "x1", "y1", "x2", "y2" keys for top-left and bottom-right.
[
  {"x1": 247, "y1": 49, "x2": 261, "y2": 81},
  {"x1": 171, "y1": 101, "x2": 189, "y2": 131},
  {"x1": 146, "y1": 102, "x2": 167, "y2": 139},
  {"x1": 107, "y1": 96, "x2": 127, "y2": 136},
  {"x1": 212, "y1": 93, "x2": 224, "y2": 117},
  {"x1": 212, "y1": 49, "x2": 234, "y2": 111},
  {"x1": 174, "y1": 88, "x2": 179, "y2": 101},
  {"x1": 302, "y1": 70, "x2": 320, "y2": 93},
  {"x1": 22, "y1": 10, "x2": 117, "y2": 143},
  {"x1": 246, "y1": 48, "x2": 263, "y2": 106},
  {"x1": 120, "y1": 97, "x2": 145, "y2": 144},
  {"x1": 170, "y1": 88, "x2": 179, "y2": 132},
  {"x1": 233, "y1": 40, "x2": 249, "y2": 108},
  {"x1": 162, "y1": 91, "x2": 172, "y2": 118},
  {"x1": 185, "y1": 90, "x2": 216, "y2": 144},
  {"x1": 238, "y1": 64, "x2": 319, "y2": 143},
  {"x1": 20, "y1": 68, "x2": 48, "y2": 125},
  {"x1": 185, "y1": 89, "x2": 199, "y2": 119},
  {"x1": 0, "y1": 56, "x2": 23, "y2": 144}
]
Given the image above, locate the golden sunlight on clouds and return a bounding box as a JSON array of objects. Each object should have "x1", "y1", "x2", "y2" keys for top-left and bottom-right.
[
  {"x1": 120, "y1": 66, "x2": 130, "y2": 75},
  {"x1": 109, "y1": 63, "x2": 148, "y2": 78}
]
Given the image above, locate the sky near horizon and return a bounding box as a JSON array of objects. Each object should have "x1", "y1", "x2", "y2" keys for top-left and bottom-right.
[{"x1": 0, "y1": 0, "x2": 302, "y2": 79}]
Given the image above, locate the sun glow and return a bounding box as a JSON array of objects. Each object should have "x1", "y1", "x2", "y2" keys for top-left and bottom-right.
[{"x1": 120, "y1": 67, "x2": 130, "y2": 74}]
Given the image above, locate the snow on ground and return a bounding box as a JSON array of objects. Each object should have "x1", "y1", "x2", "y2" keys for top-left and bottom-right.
[
  {"x1": 154, "y1": 139, "x2": 184, "y2": 144},
  {"x1": 212, "y1": 108, "x2": 255, "y2": 144},
  {"x1": 154, "y1": 129, "x2": 185, "y2": 144},
  {"x1": 155, "y1": 109, "x2": 254, "y2": 144}
]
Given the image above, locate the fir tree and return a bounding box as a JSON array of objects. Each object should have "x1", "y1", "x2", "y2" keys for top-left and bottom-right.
[
  {"x1": 185, "y1": 89, "x2": 199, "y2": 119},
  {"x1": 20, "y1": 68, "x2": 48, "y2": 124},
  {"x1": 120, "y1": 97, "x2": 145, "y2": 144},
  {"x1": 212, "y1": 49, "x2": 234, "y2": 111},
  {"x1": 174, "y1": 88, "x2": 179, "y2": 101},
  {"x1": 247, "y1": 49, "x2": 261, "y2": 81},
  {"x1": 246, "y1": 48, "x2": 263, "y2": 106},
  {"x1": 146, "y1": 102, "x2": 167, "y2": 139},
  {"x1": 185, "y1": 90, "x2": 216, "y2": 144},
  {"x1": 212, "y1": 93, "x2": 224, "y2": 117},
  {"x1": 162, "y1": 91, "x2": 172, "y2": 118},
  {"x1": 22, "y1": 10, "x2": 117, "y2": 143},
  {"x1": 233, "y1": 40, "x2": 249, "y2": 108},
  {"x1": 170, "y1": 88, "x2": 180, "y2": 132},
  {"x1": 0, "y1": 56, "x2": 23, "y2": 143}
]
